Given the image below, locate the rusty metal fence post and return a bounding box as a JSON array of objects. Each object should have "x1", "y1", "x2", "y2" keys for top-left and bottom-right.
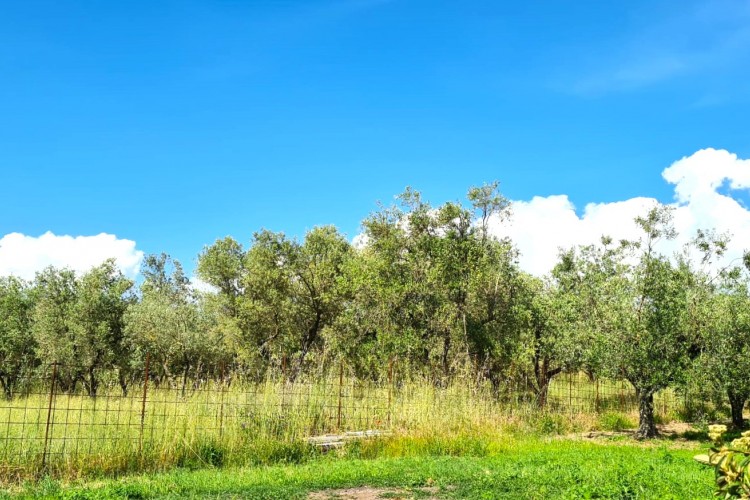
[
  {"x1": 41, "y1": 362, "x2": 58, "y2": 471},
  {"x1": 139, "y1": 353, "x2": 150, "y2": 456},
  {"x1": 281, "y1": 355, "x2": 288, "y2": 417},
  {"x1": 336, "y1": 362, "x2": 343, "y2": 430},
  {"x1": 568, "y1": 372, "x2": 573, "y2": 415},
  {"x1": 218, "y1": 362, "x2": 226, "y2": 439},
  {"x1": 387, "y1": 358, "x2": 394, "y2": 427},
  {"x1": 595, "y1": 378, "x2": 600, "y2": 413}
]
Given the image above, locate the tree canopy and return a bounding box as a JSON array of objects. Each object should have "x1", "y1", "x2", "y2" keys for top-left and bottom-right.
[{"x1": 2, "y1": 184, "x2": 748, "y2": 437}]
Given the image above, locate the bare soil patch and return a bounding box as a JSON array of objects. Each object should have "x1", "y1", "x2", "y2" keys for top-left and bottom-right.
[
  {"x1": 658, "y1": 421, "x2": 696, "y2": 435},
  {"x1": 308, "y1": 486, "x2": 440, "y2": 499},
  {"x1": 572, "y1": 421, "x2": 703, "y2": 448}
]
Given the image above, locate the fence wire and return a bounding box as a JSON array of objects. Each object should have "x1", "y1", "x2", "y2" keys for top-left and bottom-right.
[{"x1": 0, "y1": 358, "x2": 697, "y2": 480}]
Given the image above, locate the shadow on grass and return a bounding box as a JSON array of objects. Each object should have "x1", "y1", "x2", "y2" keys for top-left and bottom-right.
[
  {"x1": 669, "y1": 429, "x2": 708, "y2": 442},
  {"x1": 668, "y1": 423, "x2": 749, "y2": 443}
]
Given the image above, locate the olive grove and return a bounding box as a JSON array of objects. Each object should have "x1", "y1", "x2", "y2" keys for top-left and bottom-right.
[{"x1": 1, "y1": 183, "x2": 749, "y2": 437}]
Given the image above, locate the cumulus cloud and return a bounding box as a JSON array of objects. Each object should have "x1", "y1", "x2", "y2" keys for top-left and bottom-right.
[
  {"x1": 352, "y1": 232, "x2": 370, "y2": 250},
  {"x1": 189, "y1": 276, "x2": 219, "y2": 295},
  {"x1": 492, "y1": 148, "x2": 750, "y2": 275},
  {"x1": 0, "y1": 232, "x2": 143, "y2": 280}
]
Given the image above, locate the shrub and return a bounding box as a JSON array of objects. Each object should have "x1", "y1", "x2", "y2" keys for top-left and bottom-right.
[
  {"x1": 535, "y1": 414, "x2": 568, "y2": 435},
  {"x1": 597, "y1": 412, "x2": 635, "y2": 432},
  {"x1": 695, "y1": 425, "x2": 750, "y2": 498}
]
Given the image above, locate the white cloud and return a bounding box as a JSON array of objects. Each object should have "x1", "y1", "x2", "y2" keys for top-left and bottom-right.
[
  {"x1": 492, "y1": 148, "x2": 750, "y2": 275},
  {"x1": 352, "y1": 232, "x2": 370, "y2": 250},
  {"x1": 0, "y1": 232, "x2": 143, "y2": 281},
  {"x1": 189, "y1": 276, "x2": 219, "y2": 295}
]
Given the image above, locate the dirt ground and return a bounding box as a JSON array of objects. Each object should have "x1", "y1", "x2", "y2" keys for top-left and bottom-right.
[
  {"x1": 308, "y1": 486, "x2": 440, "y2": 499},
  {"x1": 571, "y1": 421, "x2": 703, "y2": 448}
]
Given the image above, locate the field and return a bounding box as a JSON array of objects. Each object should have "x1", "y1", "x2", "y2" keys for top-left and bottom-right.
[
  {"x1": 0, "y1": 369, "x2": 723, "y2": 498},
  {"x1": 4, "y1": 437, "x2": 714, "y2": 498},
  {"x1": 0, "y1": 367, "x2": 698, "y2": 482}
]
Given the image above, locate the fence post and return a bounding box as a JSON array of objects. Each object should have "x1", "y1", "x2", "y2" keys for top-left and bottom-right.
[
  {"x1": 595, "y1": 378, "x2": 600, "y2": 413},
  {"x1": 139, "y1": 353, "x2": 150, "y2": 456},
  {"x1": 337, "y1": 362, "x2": 344, "y2": 431},
  {"x1": 387, "y1": 358, "x2": 394, "y2": 427},
  {"x1": 218, "y1": 362, "x2": 226, "y2": 439},
  {"x1": 280, "y1": 355, "x2": 288, "y2": 412},
  {"x1": 41, "y1": 362, "x2": 58, "y2": 471},
  {"x1": 568, "y1": 372, "x2": 573, "y2": 414}
]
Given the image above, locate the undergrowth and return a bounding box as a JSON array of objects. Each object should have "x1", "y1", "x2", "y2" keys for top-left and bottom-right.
[
  {"x1": 5, "y1": 438, "x2": 712, "y2": 499},
  {"x1": 0, "y1": 375, "x2": 682, "y2": 484}
]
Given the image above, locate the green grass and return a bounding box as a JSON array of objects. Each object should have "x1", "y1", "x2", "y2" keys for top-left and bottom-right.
[
  {"x1": 0, "y1": 373, "x2": 668, "y2": 481},
  {"x1": 5, "y1": 438, "x2": 714, "y2": 499},
  {"x1": 1, "y1": 369, "x2": 711, "y2": 493}
]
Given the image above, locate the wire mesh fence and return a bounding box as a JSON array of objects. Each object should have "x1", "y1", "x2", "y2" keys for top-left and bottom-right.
[{"x1": 0, "y1": 358, "x2": 696, "y2": 480}]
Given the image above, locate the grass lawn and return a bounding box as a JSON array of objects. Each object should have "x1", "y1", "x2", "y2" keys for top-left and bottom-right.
[{"x1": 4, "y1": 437, "x2": 715, "y2": 499}]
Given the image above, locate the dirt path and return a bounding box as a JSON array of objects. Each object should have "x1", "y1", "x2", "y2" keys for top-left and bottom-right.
[{"x1": 308, "y1": 486, "x2": 440, "y2": 499}]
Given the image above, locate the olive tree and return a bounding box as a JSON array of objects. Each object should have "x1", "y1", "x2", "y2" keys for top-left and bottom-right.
[
  {"x1": 241, "y1": 226, "x2": 352, "y2": 380},
  {"x1": 463, "y1": 238, "x2": 524, "y2": 390},
  {"x1": 125, "y1": 254, "x2": 218, "y2": 392},
  {"x1": 571, "y1": 206, "x2": 698, "y2": 438},
  {"x1": 0, "y1": 276, "x2": 36, "y2": 398},
  {"x1": 335, "y1": 184, "x2": 521, "y2": 385},
  {"x1": 31, "y1": 267, "x2": 79, "y2": 390},
  {"x1": 697, "y1": 251, "x2": 750, "y2": 429},
  {"x1": 516, "y1": 272, "x2": 590, "y2": 408},
  {"x1": 196, "y1": 236, "x2": 245, "y2": 318},
  {"x1": 348, "y1": 190, "x2": 443, "y2": 377},
  {"x1": 71, "y1": 260, "x2": 134, "y2": 396}
]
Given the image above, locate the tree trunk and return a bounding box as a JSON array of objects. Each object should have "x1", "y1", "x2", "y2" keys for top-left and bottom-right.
[
  {"x1": 118, "y1": 369, "x2": 128, "y2": 397},
  {"x1": 533, "y1": 357, "x2": 561, "y2": 409},
  {"x1": 291, "y1": 312, "x2": 322, "y2": 383},
  {"x1": 537, "y1": 381, "x2": 549, "y2": 408},
  {"x1": 181, "y1": 363, "x2": 190, "y2": 398},
  {"x1": 488, "y1": 371, "x2": 502, "y2": 397},
  {"x1": 87, "y1": 367, "x2": 98, "y2": 398},
  {"x1": 635, "y1": 389, "x2": 658, "y2": 439},
  {"x1": 442, "y1": 334, "x2": 451, "y2": 381},
  {"x1": 0, "y1": 376, "x2": 12, "y2": 400},
  {"x1": 535, "y1": 371, "x2": 561, "y2": 409},
  {"x1": 462, "y1": 311, "x2": 473, "y2": 372},
  {"x1": 728, "y1": 389, "x2": 747, "y2": 430},
  {"x1": 161, "y1": 361, "x2": 172, "y2": 387}
]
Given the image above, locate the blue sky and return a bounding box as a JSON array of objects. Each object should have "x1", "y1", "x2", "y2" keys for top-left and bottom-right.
[{"x1": 2, "y1": 0, "x2": 750, "y2": 277}]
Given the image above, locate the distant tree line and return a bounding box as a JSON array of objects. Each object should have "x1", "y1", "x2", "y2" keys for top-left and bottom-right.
[{"x1": 2, "y1": 182, "x2": 750, "y2": 439}]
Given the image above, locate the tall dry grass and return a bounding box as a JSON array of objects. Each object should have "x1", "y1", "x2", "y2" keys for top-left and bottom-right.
[{"x1": 0, "y1": 371, "x2": 685, "y2": 482}]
